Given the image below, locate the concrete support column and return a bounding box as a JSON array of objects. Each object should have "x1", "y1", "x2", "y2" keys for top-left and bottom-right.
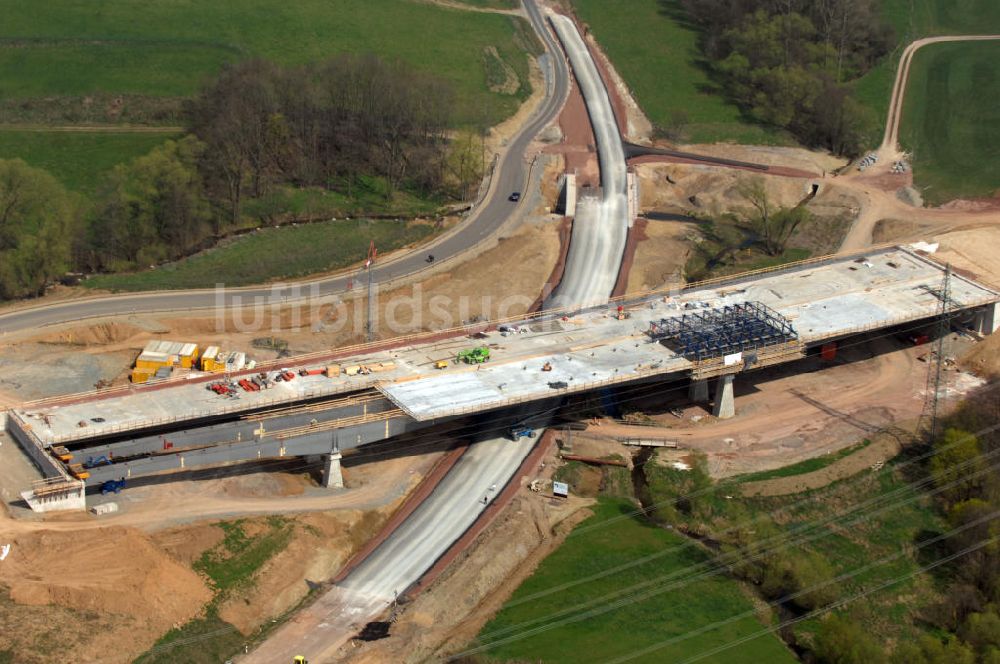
[
  {"x1": 689, "y1": 378, "x2": 709, "y2": 403},
  {"x1": 976, "y1": 302, "x2": 999, "y2": 335},
  {"x1": 322, "y1": 452, "x2": 344, "y2": 489},
  {"x1": 712, "y1": 374, "x2": 735, "y2": 420}
]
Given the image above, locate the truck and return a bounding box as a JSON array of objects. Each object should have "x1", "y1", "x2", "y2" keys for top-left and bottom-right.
[
  {"x1": 457, "y1": 346, "x2": 490, "y2": 364},
  {"x1": 84, "y1": 455, "x2": 111, "y2": 469},
  {"x1": 101, "y1": 478, "x2": 126, "y2": 495},
  {"x1": 509, "y1": 425, "x2": 534, "y2": 440}
]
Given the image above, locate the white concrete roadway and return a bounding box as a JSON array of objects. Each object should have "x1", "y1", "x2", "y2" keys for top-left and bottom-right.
[
  {"x1": 244, "y1": 432, "x2": 539, "y2": 663},
  {"x1": 547, "y1": 13, "x2": 629, "y2": 309},
  {"x1": 242, "y1": 2, "x2": 610, "y2": 661}
]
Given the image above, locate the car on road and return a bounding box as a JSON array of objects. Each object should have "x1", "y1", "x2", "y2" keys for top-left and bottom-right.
[{"x1": 508, "y1": 191, "x2": 521, "y2": 202}]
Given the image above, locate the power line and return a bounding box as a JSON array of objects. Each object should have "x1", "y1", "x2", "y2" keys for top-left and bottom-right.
[
  {"x1": 610, "y1": 526, "x2": 1000, "y2": 664},
  {"x1": 452, "y1": 424, "x2": 1000, "y2": 657}
]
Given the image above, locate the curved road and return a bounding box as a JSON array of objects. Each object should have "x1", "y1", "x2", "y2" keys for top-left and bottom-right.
[
  {"x1": 547, "y1": 13, "x2": 629, "y2": 309},
  {"x1": 839, "y1": 34, "x2": 1000, "y2": 252},
  {"x1": 0, "y1": 6, "x2": 569, "y2": 335},
  {"x1": 880, "y1": 34, "x2": 1000, "y2": 155}
]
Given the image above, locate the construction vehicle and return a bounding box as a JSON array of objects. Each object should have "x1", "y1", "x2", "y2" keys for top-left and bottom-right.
[
  {"x1": 68, "y1": 463, "x2": 90, "y2": 480},
  {"x1": 613, "y1": 305, "x2": 630, "y2": 321},
  {"x1": 51, "y1": 446, "x2": 73, "y2": 462},
  {"x1": 541, "y1": 362, "x2": 552, "y2": 372},
  {"x1": 434, "y1": 359, "x2": 449, "y2": 369},
  {"x1": 101, "y1": 478, "x2": 126, "y2": 495},
  {"x1": 84, "y1": 455, "x2": 111, "y2": 469},
  {"x1": 509, "y1": 425, "x2": 534, "y2": 440},
  {"x1": 457, "y1": 346, "x2": 490, "y2": 364},
  {"x1": 293, "y1": 657, "x2": 308, "y2": 664}
]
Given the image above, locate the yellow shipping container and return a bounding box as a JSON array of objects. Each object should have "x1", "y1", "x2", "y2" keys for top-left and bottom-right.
[
  {"x1": 135, "y1": 350, "x2": 172, "y2": 370},
  {"x1": 179, "y1": 343, "x2": 200, "y2": 369},
  {"x1": 131, "y1": 368, "x2": 153, "y2": 384},
  {"x1": 201, "y1": 346, "x2": 226, "y2": 372}
]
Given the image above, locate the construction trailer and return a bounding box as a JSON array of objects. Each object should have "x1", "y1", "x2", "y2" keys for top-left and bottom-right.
[
  {"x1": 201, "y1": 346, "x2": 226, "y2": 372},
  {"x1": 132, "y1": 340, "x2": 200, "y2": 383}
]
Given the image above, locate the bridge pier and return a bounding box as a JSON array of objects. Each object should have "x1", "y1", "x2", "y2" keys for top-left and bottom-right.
[
  {"x1": 322, "y1": 452, "x2": 344, "y2": 489},
  {"x1": 975, "y1": 302, "x2": 999, "y2": 335},
  {"x1": 713, "y1": 375, "x2": 735, "y2": 420},
  {"x1": 688, "y1": 378, "x2": 709, "y2": 403}
]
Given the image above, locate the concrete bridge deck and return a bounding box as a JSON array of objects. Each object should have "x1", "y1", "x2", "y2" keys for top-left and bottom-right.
[
  {"x1": 12, "y1": 245, "x2": 997, "y2": 446},
  {"x1": 4, "y1": 245, "x2": 998, "y2": 493}
]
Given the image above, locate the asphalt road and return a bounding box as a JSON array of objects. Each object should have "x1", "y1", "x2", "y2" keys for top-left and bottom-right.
[{"x1": 0, "y1": 1, "x2": 569, "y2": 335}]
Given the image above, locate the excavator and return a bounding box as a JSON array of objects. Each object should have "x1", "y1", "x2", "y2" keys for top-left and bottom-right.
[{"x1": 456, "y1": 346, "x2": 490, "y2": 364}]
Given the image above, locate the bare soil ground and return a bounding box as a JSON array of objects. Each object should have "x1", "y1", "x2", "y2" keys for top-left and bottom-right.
[
  {"x1": 960, "y1": 328, "x2": 1000, "y2": 378},
  {"x1": 634, "y1": 162, "x2": 822, "y2": 219},
  {"x1": 625, "y1": 218, "x2": 694, "y2": 294},
  {"x1": 739, "y1": 429, "x2": 908, "y2": 497},
  {"x1": 0, "y1": 448, "x2": 440, "y2": 662},
  {"x1": 0, "y1": 219, "x2": 562, "y2": 403},
  {"x1": 933, "y1": 226, "x2": 1000, "y2": 288},
  {"x1": 0, "y1": 526, "x2": 213, "y2": 663},
  {"x1": 581, "y1": 337, "x2": 984, "y2": 478}
]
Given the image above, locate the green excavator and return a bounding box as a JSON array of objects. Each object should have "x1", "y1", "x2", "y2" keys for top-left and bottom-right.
[{"x1": 456, "y1": 346, "x2": 490, "y2": 364}]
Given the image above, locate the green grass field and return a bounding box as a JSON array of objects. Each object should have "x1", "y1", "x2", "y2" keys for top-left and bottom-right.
[
  {"x1": 476, "y1": 498, "x2": 797, "y2": 663},
  {"x1": 898, "y1": 40, "x2": 1000, "y2": 203},
  {"x1": 84, "y1": 217, "x2": 435, "y2": 291},
  {"x1": 853, "y1": 0, "x2": 1000, "y2": 143},
  {"x1": 730, "y1": 439, "x2": 874, "y2": 484},
  {"x1": 879, "y1": 0, "x2": 1000, "y2": 39},
  {"x1": 0, "y1": 0, "x2": 535, "y2": 126},
  {"x1": 0, "y1": 129, "x2": 177, "y2": 191},
  {"x1": 0, "y1": 40, "x2": 238, "y2": 98},
  {"x1": 571, "y1": 0, "x2": 792, "y2": 145}
]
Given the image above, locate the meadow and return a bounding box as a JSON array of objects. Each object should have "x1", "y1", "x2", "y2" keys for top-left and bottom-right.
[
  {"x1": 84, "y1": 217, "x2": 435, "y2": 291},
  {"x1": 571, "y1": 0, "x2": 791, "y2": 145},
  {"x1": 476, "y1": 497, "x2": 797, "y2": 663}
]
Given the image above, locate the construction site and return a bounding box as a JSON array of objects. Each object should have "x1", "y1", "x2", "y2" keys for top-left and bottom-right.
[
  {"x1": 1, "y1": 1, "x2": 1000, "y2": 662},
  {"x1": 3, "y1": 246, "x2": 994, "y2": 507}
]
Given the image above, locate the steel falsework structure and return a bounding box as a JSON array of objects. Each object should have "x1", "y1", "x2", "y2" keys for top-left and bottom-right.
[{"x1": 648, "y1": 301, "x2": 798, "y2": 361}]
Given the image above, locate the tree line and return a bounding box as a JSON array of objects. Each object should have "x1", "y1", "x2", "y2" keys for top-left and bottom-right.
[
  {"x1": 640, "y1": 381, "x2": 1000, "y2": 663},
  {"x1": 677, "y1": 0, "x2": 894, "y2": 154},
  {"x1": 1, "y1": 54, "x2": 479, "y2": 299}
]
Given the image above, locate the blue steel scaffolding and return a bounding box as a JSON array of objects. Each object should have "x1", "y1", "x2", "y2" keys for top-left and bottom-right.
[{"x1": 648, "y1": 301, "x2": 797, "y2": 361}]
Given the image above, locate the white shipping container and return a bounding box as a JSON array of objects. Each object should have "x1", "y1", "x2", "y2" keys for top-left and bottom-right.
[{"x1": 90, "y1": 502, "x2": 119, "y2": 516}]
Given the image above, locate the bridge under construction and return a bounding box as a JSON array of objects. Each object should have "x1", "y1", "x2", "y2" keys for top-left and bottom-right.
[{"x1": 5, "y1": 246, "x2": 998, "y2": 511}]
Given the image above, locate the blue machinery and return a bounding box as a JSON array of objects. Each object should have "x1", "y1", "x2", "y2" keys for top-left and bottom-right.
[{"x1": 648, "y1": 301, "x2": 798, "y2": 361}]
